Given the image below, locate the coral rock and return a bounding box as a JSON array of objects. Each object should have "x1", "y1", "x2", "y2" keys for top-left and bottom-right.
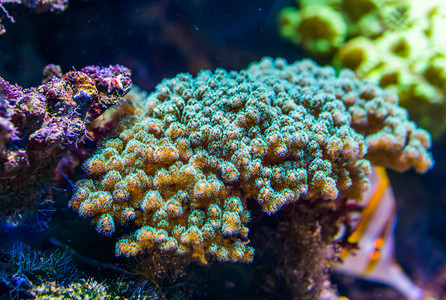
[{"x1": 0, "y1": 64, "x2": 132, "y2": 216}]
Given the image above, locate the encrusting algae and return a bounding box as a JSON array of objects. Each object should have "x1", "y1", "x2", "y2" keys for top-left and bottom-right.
[{"x1": 69, "y1": 57, "x2": 433, "y2": 273}]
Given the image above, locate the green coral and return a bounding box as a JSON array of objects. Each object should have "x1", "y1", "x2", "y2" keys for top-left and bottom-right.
[
  {"x1": 69, "y1": 57, "x2": 432, "y2": 291},
  {"x1": 279, "y1": 0, "x2": 408, "y2": 57},
  {"x1": 279, "y1": 5, "x2": 347, "y2": 56},
  {"x1": 279, "y1": 0, "x2": 446, "y2": 139}
]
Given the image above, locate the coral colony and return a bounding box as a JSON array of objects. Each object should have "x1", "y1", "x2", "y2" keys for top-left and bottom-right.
[
  {"x1": 279, "y1": 0, "x2": 446, "y2": 139},
  {"x1": 0, "y1": 64, "x2": 132, "y2": 215},
  {"x1": 70, "y1": 58, "x2": 432, "y2": 269}
]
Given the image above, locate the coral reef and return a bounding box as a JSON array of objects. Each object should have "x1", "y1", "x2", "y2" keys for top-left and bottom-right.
[
  {"x1": 70, "y1": 57, "x2": 433, "y2": 284},
  {"x1": 0, "y1": 0, "x2": 68, "y2": 35},
  {"x1": 0, "y1": 0, "x2": 441, "y2": 298},
  {"x1": 278, "y1": 0, "x2": 446, "y2": 139},
  {"x1": 0, "y1": 64, "x2": 132, "y2": 216}
]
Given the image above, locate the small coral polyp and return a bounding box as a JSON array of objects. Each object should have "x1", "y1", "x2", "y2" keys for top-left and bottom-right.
[{"x1": 70, "y1": 57, "x2": 433, "y2": 266}]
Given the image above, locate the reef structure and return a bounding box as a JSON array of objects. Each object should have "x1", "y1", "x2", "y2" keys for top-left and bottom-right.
[
  {"x1": 70, "y1": 57, "x2": 433, "y2": 275},
  {"x1": 0, "y1": 64, "x2": 132, "y2": 216},
  {"x1": 279, "y1": 0, "x2": 446, "y2": 139}
]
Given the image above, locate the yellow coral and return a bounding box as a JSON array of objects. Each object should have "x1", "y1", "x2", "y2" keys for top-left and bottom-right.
[
  {"x1": 278, "y1": 0, "x2": 446, "y2": 138},
  {"x1": 279, "y1": 5, "x2": 347, "y2": 56}
]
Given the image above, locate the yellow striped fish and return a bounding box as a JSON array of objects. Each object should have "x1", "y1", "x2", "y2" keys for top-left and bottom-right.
[{"x1": 334, "y1": 167, "x2": 424, "y2": 300}]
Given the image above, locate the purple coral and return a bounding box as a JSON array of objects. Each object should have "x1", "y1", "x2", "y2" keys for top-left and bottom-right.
[
  {"x1": 0, "y1": 64, "x2": 132, "y2": 216},
  {"x1": 81, "y1": 65, "x2": 132, "y2": 96}
]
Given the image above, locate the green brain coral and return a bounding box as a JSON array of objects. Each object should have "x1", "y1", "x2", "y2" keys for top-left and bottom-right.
[
  {"x1": 70, "y1": 57, "x2": 432, "y2": 275},
  {"x1": 278, "y1": 0, "x2": 446, "y2": 139}
]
